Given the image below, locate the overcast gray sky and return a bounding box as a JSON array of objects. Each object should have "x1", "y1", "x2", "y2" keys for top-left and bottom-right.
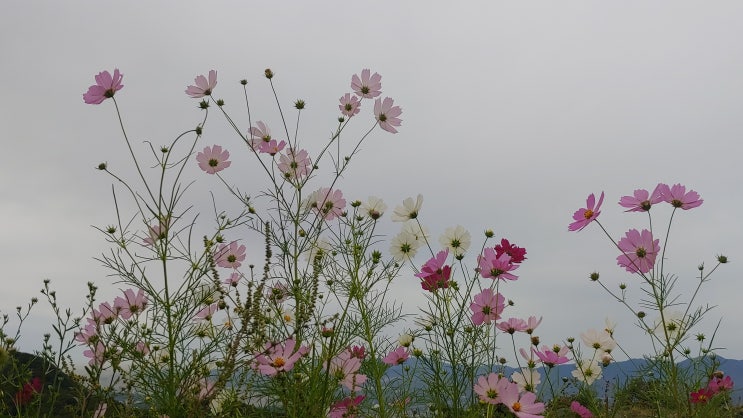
[{"x1": 2, "y1": 1, "x2": 742, "y2": 363}]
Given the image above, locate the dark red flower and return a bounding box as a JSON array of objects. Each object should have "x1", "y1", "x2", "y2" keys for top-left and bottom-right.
[
  {"x1": 495, "y1": 239, "x2": 527, "y2": 264},
  {"x1": 14, "y1": 376, "x2": 42, "y2": 406}
]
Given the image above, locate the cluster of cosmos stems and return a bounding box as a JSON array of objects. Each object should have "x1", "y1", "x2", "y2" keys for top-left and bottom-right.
[{"x1": 61, "y1": 69, "x2": 731, "y2": 417}]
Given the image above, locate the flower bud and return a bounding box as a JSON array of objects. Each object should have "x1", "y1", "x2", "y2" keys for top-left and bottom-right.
[
  {"x1": 264, "y1": 68, "x2": 274, "y2": 79},
  {"x1": 717, "y1": 255, "x2": 728, "y2": 264},
  {"x1": 590, "y1": 272, "x2": 600, "y2": 281},
  {"x1": 97, "y1": 162, "x2": 107, "y2": 170},
  {"x1": 240, "y1": 79, "x2": 247, "y2": 85},
  {"x1": 484, "y1": 229, "x2": 494, "y2": 238},
  {"x1": 294, "y1": 100, "x2": 305, "y2": 109}
]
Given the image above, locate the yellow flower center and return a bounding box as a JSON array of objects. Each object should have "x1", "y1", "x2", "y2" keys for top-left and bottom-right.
[
  {"x1": 272, "y1": 357, "x2": 286, "y2": 368},
  {"x1": 583, "y1": 209, "x2": 594, "y2": 219}
]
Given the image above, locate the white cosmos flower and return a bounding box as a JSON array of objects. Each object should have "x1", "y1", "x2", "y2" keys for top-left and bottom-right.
[
  {"x1": 362, "y1": 196, "x2": 387, "y2": 220},
  {"x1": 390, "y1": 231, "x2": 421, "y2": 261},
  {"x1": 402, "y1": 222, "x2": 430, "y2": 242},
  {"x1": 580, "y1": 328, "x2": 616, "y2": 353},
  {"x1": 391, "y1": 194, "x2": 423, "y2": 222},
  {"x1": 398, "y1": 333, "x2": 414, "y2": 347},
  {"x1": 572, "y1": 359, "x2": 602, "y2": 385},
  {"x1": 652, "y1": 310, "x2": 686, "y2": 341},
  {"x1": 439, "y1": 225, "x2": 471, "y2": 257},
  {"x1": 511, "y1": 368, "x2": 541, "y2": 392}
]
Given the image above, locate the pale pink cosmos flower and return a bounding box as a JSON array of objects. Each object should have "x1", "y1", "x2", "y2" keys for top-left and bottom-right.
[
  {"x1": 214, "y1": 241, "x2": 246, "y2": 269},
  {"x1": 143, "y1": 224, "x2": 165, "y2": 246},
  {"x1": 498, "y1": 379, "x2": 545, "y2": 418},
  {"x1": 185, "y1": 70, "x2": 217, "y2": 98},
  {"x1": 616, "y1": 229, "x2": 660, "y2": 274},
  {"x1": 74, "y1": 321, "x2": 98, "y2": 345},
  {"x1": 328, "y1": 395, "x2": 364, "y2": 418},
  {"x1": 196, "y1": 145, "x2": 231, "y2": 174},
  {"x1": 619, "y1": 185, "x2": 664, "y2": 212},
  {"x1": 257, "y1": 139, "x2": 286, "y2": 156},
  {"x1": 658, "y1": 183, "x2": 703, "y2": 210},
  {"x1": 114, "y1": 288, "x2": 148, "y2": 320},
  {"x1": 193, "y1": 303, "x2": 219, "y2": 321},
  {"x1": 570, "y1": 401, "x2": 594, "y2": 418},
  {"x1": 84, "y1": 342, "x2": 106, "y2": 366},
  {"x1": 339, "y1": 93, "x2": 361, "y2": 117},
  {"x1": 525, "y1": 316, "x2": 542, "y2": 334},
  {"x1": 470, "y1": 288, "x2": 505, "y2": 326},
  {"x1": 497, "y1": 317, "x2": 529, "y2": 334},
  {"x1": 328, "y1": 349, "x2": 367, "y2": 391},
  {"x1": 382, "y1": 346, "x2": 409, "y2": 365},
  {"x1": 248, "y1": 121, "x2": 273, "y2": 150},
  {"x1": 351, "y1": 69, "x2": 382, "y2": 99},
  {"x1": 708, "y1": 375, "x2": 734, "y2": 392},
  {"x1": 83, "y1": 69, "x2": 124, "y2": 104},
  {"x1": 254, "y1": 338, "x2": 309, "y2": 376},
  {"x1": 568, "y1": 192, "x2": 605, "y2": 232},
  {"x1": 473, "y1": 372, "x2": 505, "y2": 405},
  {"x1": 93, "y1": 403, "x2": 108, "y2": 418},
  {"x1": 95, "y1": 302, "x2": 119, "y2": 324},
  {"x1": 278, "y1": 148, "x2": 312, "y2": 181},
  {"x1": 374, "y1": 97, "x2": 403, "y2": 133},
  {"x1": 533, "y1": 345, "x2": 570, "y2": 368},
  {"x1": 135, "y1": 341, "x2": 150, "y2": 355},
  {"x1": 478, "y1": 248, "x2": 519, "y2": 281},
  {"x1": 309, "y1": 187, "x2": 346, "y2": 221},
  {"x1": 197, "y1": 378, "x2": 216, "y2": 400},
  {"x1": 224, "y1": 272, "x2": 241, "y2": 287}
]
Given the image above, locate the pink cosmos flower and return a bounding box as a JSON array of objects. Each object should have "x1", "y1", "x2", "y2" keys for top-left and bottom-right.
[
  {"x1": 84, "y1": 342, "x2": 106, "y2": 366},
  {"x1": 143, "y1": 224, "x2": 165, "y2": 246},
  {"x1": 257, "y1": 139, "x2": 286, "y2": 156},
  {"x1": 616, "y1": 229, "x2": 660, "y2": 274},
  {"x1": 570, "y1": 401, "x2": 594, "y2": 418},
  {"x1": 533, "y1": 345, "x2": 570, "y2": 368},
  {"x1": 498, "y1": 379, "x2": 545, "y2": 418},
  {"x1": 478, "y1": 248, "x2": 519, "y2": 281},
  {"x1": 473, "y1": 372, "x2": 505, "y2": 405},
  {"x1": 568, "y1": 192, "x2": 605, "y2": 232},
  {"x1": 658, "y1": 183, "x2": 703, "y2": 210},
  {"x1": 196, "y1": 145, "x2": 231, "y2": 174},
  {"x1": 75, "y1": 321, "x2": 98, "y2": 345},
  {"x1": 618, "y1": 185, "x2": 664, "y2": 212},
  {"x1": 224, "y1": 272, "x2": 241, "y2": 287},
  {"x1": 470, "y1": 288, "x2": 505, "y2": 326},
  {"x1": 415, "y1": 249, "x2": 452, "y2": 292},
  {"x1": 215, "y1": 241, "x2": 246, "y2": 269},
  {"x1": 83, "y1": 69, "x2": 124, "y2": 104},
  {"x1": 193, "y1": 303, "x2": 219, "y2": 321},
  {"x1": 708, "y1": 375, "x2": 734, "y2": 392},
  {"x1": 690, "y1": 386, "x2": 715, "y2": 404},
  {"x1": 351, "y1": 69, "x2": 382, "y2": 99},
  {"x1": 95, "y1": 302, "x2": 119, "y2": 324},
  {"x1": 254, "y1": 338, "x2": 309, "y2": 376},
  {"x1": 350, "y1": 345, "x2": 366, "y2": 359},
  {"x1": 328, "y1": 349, "x2": 368, "y2": 391},
  {"x1": 382, "y1": 346, "x2": 409, "y2": 365},
  {"x1": 248, "y1": 121, "x2": 273, "y2": 150},
  {"x1": 328, "y1": 395, "x2": 364, "y2": 418},
  {"x1": 114, "y1": 288, "x2": 148, "y2": 320},
  {"x1": 525, "y1": 316, "x2": 542, "y2": 334},
  {"x1": 135, "y1": 341, "x2": 150, "y2": 355},
  {"x1": 309, "y1": 187, "x2": 346, "y2": 221},
  {"x1": 197, "y1": 378, "x2": 216, "y2": 400},
  {"x1": 374, "y1": 97, "x2": 403, "y2": 133},
  {"x1": 497, "y1": 317, "x2": 529, "y2": 334},
  {"x1": 185, "y1": 70, "x2": 217, "y2": 98},
  {"x1": 495, "y1": 238, "x2": 527, "y2": 264},
  {"x1": 278, "y1": 148, "x2": 312, "y2": 181},
  {"x1": 339, "y1": 93, "x2": 361, "y2": 117}
]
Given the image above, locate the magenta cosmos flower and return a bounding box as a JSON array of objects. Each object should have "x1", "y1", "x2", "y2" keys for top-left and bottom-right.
[
  {"x1": 658, "y1": 183, "x2": 703, "y2": 210},
  {"x1": 616, "y1": 229, "x2": 660, "y2": 274},
  {"x1": 351, "y1": 69, "x2": 382, "y2": 99},
  {"x1": 196, "y1": 145, "x2": 231, "y2": 174},
  {"x1": 470, "y1": 288, "x2": 505, "y2": 326},
  {"x1": 478, "y1": 247, "x2": 519, "y2": 281},
  {"x1": 570, "y1": 401, "x2": 594, "y2": 418},
  {"x1": 415, "y1": 249, "x2": 452, "y2": 292},
  {"x1": 374, "y1": 97, "x2": 403, "y2": 133},
  {"x1": 498, "y1": 379, "x2": 545, "y2": 418},
  {"x1": 618, "y1": 184, "x2": 664, "y2": 212},
  {"x1": 339, "y1": 93, "x2": 361, "y2": 117},
  {"x1": 494, "y1": 238, "x2": 527, "y2": 264},
  {"x1": 83, "y1": 69, "x2": 124, "y2": 104},
  {"x1": 329, "y1": 395, "x2": 364, "y2": 418},
  {"x1": 185, "y1": 70, "x2": 217, "y2": 98},
  {"x1": 382, "y1": 346, "x2": 409, "y2": 365},
  {"x1": 533, "y1": 345, "x2": 570, "y2": 368},
  {"x1": 310, "y1": 187, "x2": 346, "y2": 220},
  {"x1": 215, "y1": 241, "x2": 246, "y2": 269},
  {"x1": 328, "y1": 349, "x2": 367, "y2": 391},
  {"x1": 254, "y1": 338, "x2": 309, "y2": 376},
  {"x1": 568, "y1": 191, "x2": 604, "y2": 232},
  {"x1": 114, "y1": 288, "x2": 148, "y2": 320},
  {"x1": 473, "y1": 372, "x2": 506, "y2": 405}
]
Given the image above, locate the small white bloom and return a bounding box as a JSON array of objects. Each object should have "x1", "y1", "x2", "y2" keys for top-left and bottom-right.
[
  {"x1": 362, "y1": 196, "x2": 387, "y2": 219},
  {"x1": 439, "y1": 225, "x2": 471, "y2": 257},
  {"x1": 390, "y1": 231, "x2": 422, "y2": 261},
  {"x1": 391, "y1": 194, "x2": 423, "y2": 222},
  {"x1": 398, "y1": 333, "x2": 414, "y2": 347},
  {"x1": 511, "y1": 368, "x2": 541, "y2": 392},
  {"x1": 402, "y1": 222, "x2": 430, "y2": 242},
  {"x1": 572, "y1": 359, "x2": 602, "y2": 385},
  {"x1": 580, "y1": 328, "x2": 616, "y2": 353}
]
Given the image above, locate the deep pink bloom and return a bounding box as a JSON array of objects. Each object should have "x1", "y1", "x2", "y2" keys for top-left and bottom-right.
[
  {"x1": 254, "y1": 338, "x2": 309, "y2": 376},
  {"x1": 83, "y1": 69, "x2": 123, "y2": 104},
  {"x1": 618, "y1": 185, "x2": 664, "y2": 212},
  {"x1": 478, "y1": 248, "x2": 519, "y2": 281},
  {"x1": 328, "y1": 395, "x2": 364, "y2": 418},
  {"x1": 470, "y1": 288, "x2": 505, "y2": 326},
  {"x1": 196, "y1": 145, "x2": 231, "y2": 174},
  {"x1": 328, "y1": 349, "x2": 367, "y2": 391},
  {"x1": 382, "y1": 346, "x2": 409, "y2": 365},
  {"x1": 215, "y1": 241, "x2": 246, "y2": 269},
  {"x1": 498, "y1": 379, "x2": 545, "y2": 418},
  {"x1": 569, "y1": 192, "x2": 605, "y2": 232},
  {"x1": 415, "y1": 249, "x2": 452, "y2": 291},
  {"x1": 533, "y1": 345, "x2": 569, "y2": 368},
  {"x1": 257, "y1": 139, "x2": 286, "y2": 156},
  {"x1": 185, "y1": 70, "x2": 217, "y2": 98},
  {"x1": 351, "y1": 69, "x2": 382, "y2": 99},
  {"x1": 495, "y1": 238, "x2": 527, "y2": 264},
  {"x1": 497, "y1": 317, "x2": 529, "y2": 334},
  {"x1": 708, "y1": 375, "x2": 734, "y2": 392},
  {"x1": 339, "y1": 93, "x2": 361, "y2": 117},
  {"x1": 278, "y1": 148, "x2": 312, "y2": 181},
  {"x1": 374, "y1": 97, "x2": 403, "y2": 133},
  {"x1": 114, "y1": 288, "x2": 148, "y2": 320},
  {"x1": 473, "y1": 373, "x2": 505, "y2": 405},
  {"x1": 690, "y1": 386, "x2": 715, "y2": 404},
  {"x1": 14, "y1": 376, "x2": 42, "y2": 405},
  {"x1": 350, "y1": 345, "x2": 366, "y2": 359},
  {"x1": 570, "y1": 401, "x2": 594, "y2": 418},
  {"x1": 310, "y1": 187, "x2": 346, "y2": 221},
  {"x1": 616, "y1": 229, "x2": 660, "y2": 274},
  {"x1": 658, "y1": 183, "x2": 703, "y2": 210}
]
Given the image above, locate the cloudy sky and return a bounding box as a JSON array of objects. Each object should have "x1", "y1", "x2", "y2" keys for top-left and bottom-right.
[{"x1": 2, "y1": 1, "x2": 742, "y2": 364}]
